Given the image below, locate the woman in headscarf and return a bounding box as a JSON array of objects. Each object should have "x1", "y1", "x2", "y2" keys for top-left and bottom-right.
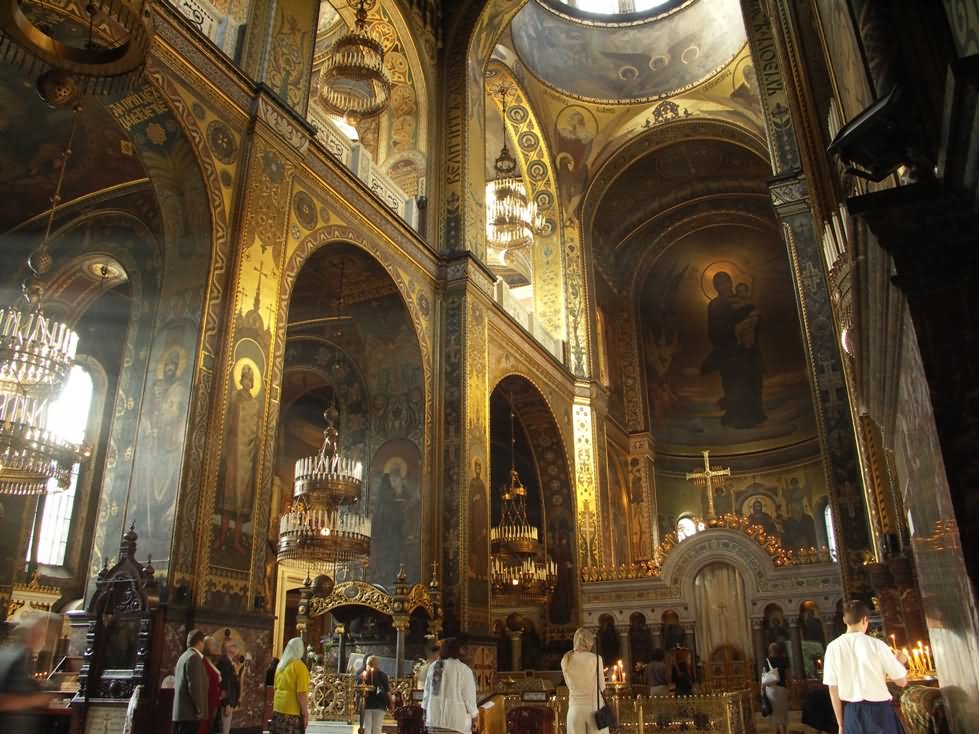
[
  {"x1": 560, "y1": 628, "x2": 608, "y2": 734},
  {"x1": 422, "y1": 638, "x2": 479, "y2": 734},
  {"x1": 271, "y1": 637, "x2": 310, "y2": 734}
]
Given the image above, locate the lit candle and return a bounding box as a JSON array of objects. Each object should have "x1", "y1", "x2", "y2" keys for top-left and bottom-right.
[{"x1": 889, "y1": 634, "x2": 897, "y2": 653}]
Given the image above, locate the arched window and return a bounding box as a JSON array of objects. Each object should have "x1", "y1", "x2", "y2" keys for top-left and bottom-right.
[
  {"x1": 30, "y1": 365, "x2": 94, "y2": 566},
  {"x1": 824, "y1": 504, "x2": 838, "y2": 561},
  {"x1": 676, "y1": 515, "x2": 702, "y2": 542}
]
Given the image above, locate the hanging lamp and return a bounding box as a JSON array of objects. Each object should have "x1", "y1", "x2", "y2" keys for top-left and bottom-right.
[
  {"x1": 0, "y1": 108, "x2": 88, "y2": 495},
  {"x1": 486, "y1": 86, "x2": 543, "y2": 252},
  {"x1": 318, "y1": 0, "x2": 391, "y2": 121}
]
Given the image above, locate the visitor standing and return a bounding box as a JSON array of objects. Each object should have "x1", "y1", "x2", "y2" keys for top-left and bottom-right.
[
  {"x1": 645, "y1": 648, "x2": 670, "y2": 696},
  {"x1": 763, "y1": 641, "x2": 791, "y2": 734},
  {"x1": 822, "y1": 601, "x2": 908, "y2": 734},
  {"x1": 0, "y1": 615, "x2": 57, "y2": 734},
  {"x1": 200, "y1": 636, "x2": 222, "y2": 734},
  {"x1": 217, "y1": 638, "x2": 241, "y2": 734},
  {"x1": 272, "y1": 638, "x2": 310, "y2": 734},
  {"x1": 173, "y1": 629, "x2": 208, "y2": 734},
  {"x1": 362, "y1": 655, "x2": 391, "y2": 734},
  {"x1": 560, "y1": 628, "x2": 608, "y2": 734},
  {"x1": 422, "y1": 638, "x2": 479, "y2": 734}
]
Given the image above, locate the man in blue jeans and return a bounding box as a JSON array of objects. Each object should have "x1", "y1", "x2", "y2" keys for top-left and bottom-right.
[{"x1": 823, "y1": 601, "x2": 908, "y2": 734}]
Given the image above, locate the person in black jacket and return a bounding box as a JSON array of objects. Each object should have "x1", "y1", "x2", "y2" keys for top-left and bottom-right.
[
  {"x1": 217, "y1": 638, "x2": 241, "y2": 734},
  {"x1": 0, "y1": 616, "x2": 57, "y2": 734},
  {"x1": 361, "y1": 655, "x2": 390, "y2": 734}
]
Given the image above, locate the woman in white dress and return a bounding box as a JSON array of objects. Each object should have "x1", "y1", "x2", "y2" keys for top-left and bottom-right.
[
  {"x1": 560, "y1": 628, "x2": 608, "y2": 734},
  {"x1": 423, "y1": 638, "x2": 479, "y2": 734}
]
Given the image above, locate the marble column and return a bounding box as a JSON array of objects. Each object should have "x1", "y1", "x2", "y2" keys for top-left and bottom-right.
[
  {"x1": 788, "y1": 619, "x2": 805, "y2": 679},
  {"x1": 651, "y1": 623, "x2": 663, "y2": 652},
  {"x1": 752, "y1": 619, "x2": 767, "y2": 674},
  {"x1": 741, "y1": 0, "x2": 875, "y2": 596},
  {"x1": 618, "y1": 629, "x2": 632, "y2": 682},
  {"x1": 509, "y1": 629, "x2": 523, "y2": 672},
  {"x1": 336, "y1": 624, "x2": 347, "y2": 674},
  {"x1": 394, "y1": 620, "x2": 407, "y2": 678}
]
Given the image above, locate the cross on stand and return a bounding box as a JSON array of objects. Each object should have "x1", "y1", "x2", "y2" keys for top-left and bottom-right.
[{"x1": 685, "y1": 450, "x2": 731, "y2": 520}]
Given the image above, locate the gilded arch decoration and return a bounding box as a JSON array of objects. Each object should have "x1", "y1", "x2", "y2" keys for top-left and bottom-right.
[
  {"x1": 491, "y1": 373, "x2": 578, "y2": 627},
  {"x1": 485, "y1": 60, "x2": 566, "y2": 340}
]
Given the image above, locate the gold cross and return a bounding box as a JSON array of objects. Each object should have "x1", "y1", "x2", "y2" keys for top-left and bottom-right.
[{"x1": 685, "y1": 450, "x2": 731, "y2": 519}]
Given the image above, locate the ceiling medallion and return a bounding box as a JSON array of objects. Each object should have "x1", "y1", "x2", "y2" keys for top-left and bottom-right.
[
  {"x1": 319, "y1": 0, "x2": 391, "y2": 121},
  {"x1": 0, "y1": 108, "x2": 88, "y2": 495},
  {"x1": 0, "y1": 0, "x2": 154, "y2": 106},
  {"x1": 486, "y1": 86, "x2": 543, "y2": 252}
]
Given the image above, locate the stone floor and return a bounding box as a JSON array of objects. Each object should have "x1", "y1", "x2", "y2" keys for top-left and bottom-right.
[
  {"x1": 752, "y1": 710, "x2": 830, "y2": 734},
  {"x1": 301, "y1": 712, "x2": 831, "y2": 734}
]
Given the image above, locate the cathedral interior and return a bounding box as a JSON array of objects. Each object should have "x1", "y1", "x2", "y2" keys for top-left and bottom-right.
[{"x1": 1, "y1": 0, "x2": 978, "y2": 732}]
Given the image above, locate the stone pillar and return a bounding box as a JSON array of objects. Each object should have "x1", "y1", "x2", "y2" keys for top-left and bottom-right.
[
  {"x1": 684, "y1": 624, "x2": 697, "y2": 665},
  {"x1": 440, "y1": 254, "x2": 493, "y2": 636},
  {"x1": 651, "y1": 624, "x2": 663, "y2": 652},
  {"x1": 788, "y1": 619, "x2": 805, "y2": 679},
  {"x1": 628, "y1": 433, "x2": 659, "y2": 558},
  {"x1": 618, "y1": 629, "x2": 632, "y2": 682},
  {"x1": 509, "y1": 629, "x2": 523, "y2": 672},
  {"x1": 752, "y1": 619, "x2": 767, "y2": 673},
  {"x1": 741, "y1": 0, "x2": 875, "y2": 597},
  {"x1": 394, "y1": 620, "x2": 407, "y2": 679},
  {"x1": 337, "y1": 624, "x2": 347, "y2": 674},
  {"x1": 239, "y1": 0, "x2": 320, "y2": 115}
]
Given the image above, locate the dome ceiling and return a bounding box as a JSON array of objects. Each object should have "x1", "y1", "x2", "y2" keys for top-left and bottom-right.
[{"x1": 510, "y1": 0, "x2": 747, "y2": 104}]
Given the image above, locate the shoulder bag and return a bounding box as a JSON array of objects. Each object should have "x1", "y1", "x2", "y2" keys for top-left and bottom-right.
[
  {"x1": 761, "y1": 658, "x2": 780, "y2": 686},
  {"x1": 593, "y1": 652, "x2": 617, "y2": 731}
]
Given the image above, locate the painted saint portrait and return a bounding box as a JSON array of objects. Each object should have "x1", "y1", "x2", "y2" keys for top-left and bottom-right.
[
  {"x1": 214, "y1": 341, "x2": 266, "y2": 568},
  {"x1": 741, "y1": 494, "x2": 779, "y2": 538},
  {"x1": 368, "y1": 439, "x2": 421, "y2": 584},
  {"x1": 639, "y1": 226, "x2": 817, "y2": 454},
  {"x1": 129, "y1": 323, "x2": 194, "y2": 561}
]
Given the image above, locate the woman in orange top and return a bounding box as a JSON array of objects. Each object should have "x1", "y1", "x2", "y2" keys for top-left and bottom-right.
[{"x1": 271, "y1": 637, "x2": 310, "y2": 733}]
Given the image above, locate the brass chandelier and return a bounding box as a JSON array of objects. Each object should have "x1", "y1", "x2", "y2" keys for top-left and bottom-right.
[
  {"x1": 490, "y1": 397, "x2": 555, "y2": 602},
  {"x1": 319, "y1": 0, "x2": 391, "y2": 121},
  {"x1": 486, "y1": 87, "x2": 543, "y2": 252},
  {"x1": 0, "y1": 109, "x2": 87, "y2": 496},
  {"x1": 277, "y1": 401, "x2": 371, "y2": 590},
  {"x1": 0, "y1": 0, "x2": 153, "y2": 106}
]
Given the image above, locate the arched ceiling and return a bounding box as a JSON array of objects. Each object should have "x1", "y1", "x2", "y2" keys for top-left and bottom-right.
[
  {"x1": 0, "y1": 75, "x2": 147, "y2": 233},
  {"x1": 510, "y1": 0, "x2": 746, "y2": 104},
  {"x1": 591, "y1": 138, "x2": 771, "y2": 261}
]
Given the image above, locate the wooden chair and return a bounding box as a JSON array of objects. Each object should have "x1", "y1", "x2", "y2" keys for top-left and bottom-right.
[
  {"x1": 506, "y1": 705, "x2": 555, "y2": 734},
  {"x1": 394, "y1": 703, "x2": 426, "y2": 734}
]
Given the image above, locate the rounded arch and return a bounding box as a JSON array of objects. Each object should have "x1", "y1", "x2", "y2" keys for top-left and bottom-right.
[
  {"x1": 490, "y1": 372, "x2": 578, "y2": 626},
  {"x1": 275, "y1": 237, "x2": 429, "y2": 587},
  {"x1": 661, "y1": 528, "x2": 777, "y2": 601},
  {"x1": 581, "y1": 118, "x2": 770, "y2": 239}
]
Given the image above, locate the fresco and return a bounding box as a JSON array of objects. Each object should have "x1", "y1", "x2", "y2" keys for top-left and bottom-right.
[
  {"x1": 510, "y1": 0, "x2": 746, "y2": 104},
  {"x1": 655, "y1": 458, "x2": 830, "y2": 551},
  {"x1": 639, "y1": 225, "x2": 818, "y2": 454},
  {"x1": 368, "y1": 438, "x2": 422, "y2": 584}
]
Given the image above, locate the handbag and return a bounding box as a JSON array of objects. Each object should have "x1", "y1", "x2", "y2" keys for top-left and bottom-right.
[
  {"x1": 593, "y1": 645, "x2": 617, "y2": 731},
  {"x1": 759, "y1": 689, "x2": 772, "y2": 717},
  {"x1": 761, "y1": 658, "x2": 780, "y2": 686}
]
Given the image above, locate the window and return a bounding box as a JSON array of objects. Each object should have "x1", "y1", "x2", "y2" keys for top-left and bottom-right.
[
  {"x1": 676, "y1": 515, "x2": 703, "y2": 542},
  {"x1": 824, "y1": 505, "x2": 838, "y2": 562},
  {"x1": 30, "y1": 365, "x2": 93, "y2": 566},
  {"x1": 553, "y1": 0, "x2": 672, "y2": 16}
]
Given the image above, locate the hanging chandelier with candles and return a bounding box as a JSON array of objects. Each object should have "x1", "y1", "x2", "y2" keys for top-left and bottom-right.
[
  {"x1": 319, "y1": 0, "x2": 391, "y2": 121},
  {"x1": 486, "y1": 87, "x2": 543, "y2": 252},
  {"x1": 0, "y1": 0, "x2": 154, "y2": 106},
  {"x1": 277, "y1": 401, "x2": 371, "y2": 583},
  {"x1": 490, "y1": 396, "x2": 556, "y2": 603},
  {"x1": 0, "y1": 108, "x2": 88, "y2": 496}
]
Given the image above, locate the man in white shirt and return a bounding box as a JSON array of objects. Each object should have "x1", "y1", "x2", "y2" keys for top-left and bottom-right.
[{"x1": 822, "y1": 601, "x2": 908, "y2": 734}]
